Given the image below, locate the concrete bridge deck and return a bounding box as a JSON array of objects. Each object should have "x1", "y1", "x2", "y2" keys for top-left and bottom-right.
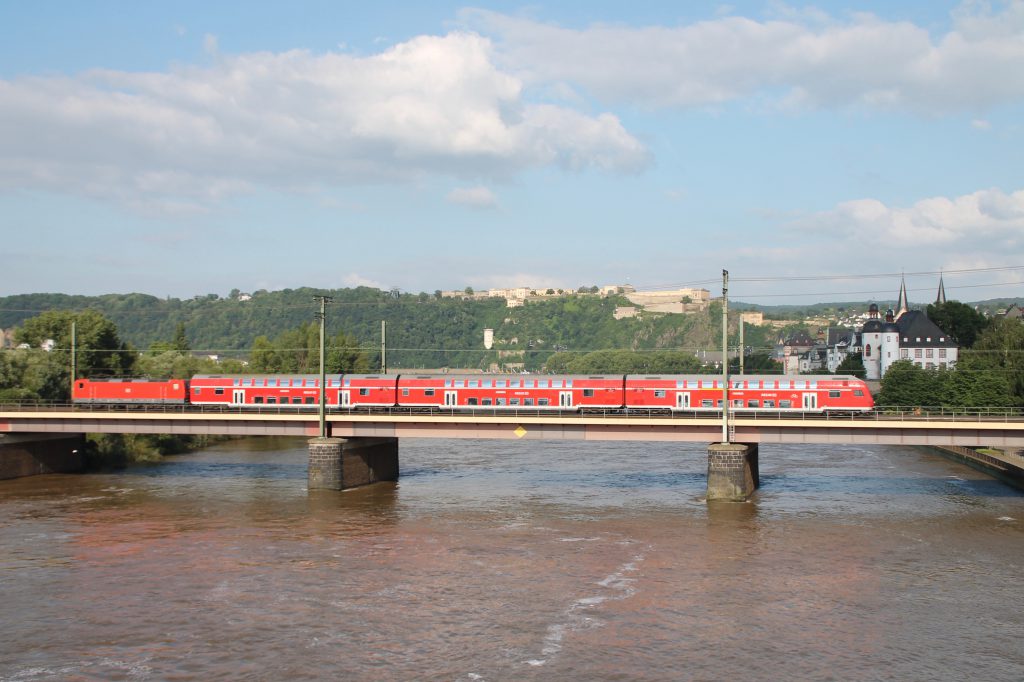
[{"x1": 3, "y1": 406, "x2": 1024, "y2": 448}]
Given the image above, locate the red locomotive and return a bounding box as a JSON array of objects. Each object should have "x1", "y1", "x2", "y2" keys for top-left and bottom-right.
[{"x1": 73, "y1": 373, "x2": 874, "y2": 413}]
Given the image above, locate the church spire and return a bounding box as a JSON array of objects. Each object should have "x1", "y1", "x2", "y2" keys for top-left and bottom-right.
[
  {"x1": 896, "y1": 275, "x2": 909, "y2": 319},
  {"x1": 936, "y1": 273, "x2": 947, "y2": 305}
]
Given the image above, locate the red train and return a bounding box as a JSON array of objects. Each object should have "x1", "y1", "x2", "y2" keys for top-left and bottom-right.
[{"x1": 73, "y1": 373, "x2": 874, "y2": 413}]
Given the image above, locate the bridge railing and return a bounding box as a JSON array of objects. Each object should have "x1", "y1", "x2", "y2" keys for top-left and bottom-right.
[{"x1": 2, "y1": 401, "x2": 1023, "y2": 423}]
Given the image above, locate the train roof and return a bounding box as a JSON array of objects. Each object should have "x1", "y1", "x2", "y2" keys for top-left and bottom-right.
[
  {"x1": 397, "y1": 373, "x2": 622, "y2": 380},
  {"x1": 624, "y1": 374, "x2": 866, "y2": 383}
]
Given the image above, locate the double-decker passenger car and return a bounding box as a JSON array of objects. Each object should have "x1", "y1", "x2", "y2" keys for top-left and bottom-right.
[
  {"x1": 623, "y1": 374, "x2": 872, "y2": 412},
  {"x1": 395, "y1": 374, "x2": 625, "y2": 409},
  {"x1": 189, "y1": 374, "x2": 337, "y2": 407}
]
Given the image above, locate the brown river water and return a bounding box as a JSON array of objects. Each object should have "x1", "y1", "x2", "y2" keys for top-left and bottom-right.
[{"x1": 1, "y1": 438, "x2": 1022, "y2": 681}]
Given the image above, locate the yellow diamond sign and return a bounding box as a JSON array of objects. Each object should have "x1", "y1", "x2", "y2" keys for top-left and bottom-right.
[{"x1": 514, "y1": 426, "x2": 528, "y2": 438}]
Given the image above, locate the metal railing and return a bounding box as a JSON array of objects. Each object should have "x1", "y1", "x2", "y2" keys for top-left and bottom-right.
[{"x1": 2, "y1": 401, "x2": 1023, "y2": 423}]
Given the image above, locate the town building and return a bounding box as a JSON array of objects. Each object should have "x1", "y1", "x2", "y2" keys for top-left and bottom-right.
[{"x1": 861, "y1": 277, "x2": 958, "y2": 379}]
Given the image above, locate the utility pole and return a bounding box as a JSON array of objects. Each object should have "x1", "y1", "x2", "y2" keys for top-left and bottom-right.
[
  {"x1": 721, "y1": 270, "x2": 730, "y2": 444},
  {"x1": 381, "y1": 320, "x2": 387, "y2": 373},
  {"x1": 313, "y1": 295, "x2": 333, "y2": 438},
  {"x1": 739, "y1": 318, "x2": 745, "y2": 375},
  {"x1": 70, "y1": 320, "x2": 77, "y2": 391}
]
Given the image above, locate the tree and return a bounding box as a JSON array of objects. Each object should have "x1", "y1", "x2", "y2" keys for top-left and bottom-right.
[
  {"x1": 941, "y1": 354, "x2": 1017, "y2": 408},
  {"x1": 834, "y1": 353, "x2": 866, "y2": 378},
  {"x1": 965, "y1": 318, "x2": 1024, "y2": 401},
  {"x1": 464, "y1": 286, "x2": 474, "y2": 296},
  {"x1": 172, "y1": 322, "x2": 189, "y2": 352},
  {"x1": 14, "y1": 310, "x2": 134, "y2": 400},
  {"x1": 877, "y1": 360, "x2": 942, "y2": 408},
  {"x1": 926, "y1": 301, "x2": 989, "y2": 348}
]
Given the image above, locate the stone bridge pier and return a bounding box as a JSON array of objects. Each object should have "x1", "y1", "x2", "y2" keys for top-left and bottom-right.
[
  {"x1": 308, "y1": 437, "x2": 399, "y2": 490},
  {"x1": 707, "y1": 442, "x2": 759, "y2": 501}
]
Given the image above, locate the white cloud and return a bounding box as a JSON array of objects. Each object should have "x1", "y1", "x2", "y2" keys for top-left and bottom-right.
[
  {"x1": 460, "y1": 3, "x2": 1024, "y2": 111},
  {"x1": 818, "y1": 188, "x2": 1024, "y2": 246},
  {"x1": 0, "y1": 32, "x2": 648, "y2": 210},
  {"x1": 972, "y1": 118, "x2": 992, "y2": 130},
  {"x1": 342, "y1": 273, "x2": 386, "y2": 289},
  {"x1": 446, "y1": 185, "x2": 498, "y2": 208}
]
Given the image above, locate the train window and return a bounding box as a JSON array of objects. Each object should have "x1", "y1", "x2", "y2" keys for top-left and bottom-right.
[
  {"x1": 469, "y1": 380, "x2": 479, "y2": 388},
  {"x1": 780, "y1": 400, "x2": 792, "y2": 408},
  {"x1": 193, "y1": 387, "x2": 201, "y2": 394},
  {"x1": 747, "y1": 400, "x2": 759, "y2": 408},
  {"x1": 359, "y1": 388, "x2": 369, "y2": 396},
  {"x1": 552, "y1": 380, "x2": 561, "y2": 388},
  {"x1": 424, "y1": 389, "x2": 435, "y2": 396},
  {"x1": 482, "y1": 398, "x2": 492, "y2": 406},
  {"x1": 496, "y1": 380, "x2": 506, "y2": 388},
  {"x1": 716, "y1": 400, "x2": 723, "y2": 408},
  {"x1": 402, "y1": 389, "x2": 409, "y2": 396},
  {"x1": 215, "y1": 388, "x2": 224, "y2": 395},
  {"x1": 654, "y1": 390, "x2": 666, "y2": 398},
  {"x1": 483, "y1": 380, "x2": 492, "y2": 388},
  {"x1": 854, "y1": 390, "x2": 864, "y2": 397},
  {"x1": 267, "y1": 379, "x2": 276, "y2": 387},
  {"x1": 583, "y1": 389, "x2": 595, "y2": 397},
  {"x1": 255, "y1": 379, "x2": 265, "y2": 387},
  {"x1": 566, "y1": 380, "x2": 573, "y2": 387},
  {"x1": 455, "y1": 380, "x2": 465, "y2": 388},
  {"x1": 511, "y1": 398, "x2": 520, "y2": 406},
  {"x1": 808, "y1": 381, "x2": 817, "y2": 389},
  {"x1": 677, "y1": 380, "x2": 685, "y2": 388},
  {"x1": 267, "y1": 397, "x2": 277, "y2": 404},
  {"x1": 538, "y1": 398, "x2": 550, "y2": 406},
  {"x1": 467, "y1": 398, "x2": 478, "y2": 406},
  {"x1": 305, "y1": 397, "x2": 314, "y2": 404},
  {"x1": 254, "y1": 397, "x2": 264, "y2": 404},
  {"x1": 538, "y1": 380, "x2": 549, "y2": 388},
  {"x1": 243, "y1": 379, "x2": 252, "y2": 386},
  {"x1": 829, "y1": 390, "x2": 841, "y2": 398},
  {"x1": 497, "y1": 398, "x2": 507, "y2": 406},
  {"x1": 749, "y1": 381, "x2": 760, "y2": 389},
  {"x1": 701, "y1": 400, "x2": 713, "y2": 407},
  {"x1": 733, "y1": 399, "x2": 743, "y2": 407},
  {"x1": 764, "y1": 400, "x2": 775, "y2": 408},
  {"x1": 525, "y1": 398, "x2": 534, "y2": 406},
  {"x1": 511, "y1": 380, "x2": 521, "y2": 388}
]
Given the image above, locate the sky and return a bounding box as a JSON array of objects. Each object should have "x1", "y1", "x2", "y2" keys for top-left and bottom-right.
[{"x1": 1, "y1": 1, "x2": 1022, "y2": 304}]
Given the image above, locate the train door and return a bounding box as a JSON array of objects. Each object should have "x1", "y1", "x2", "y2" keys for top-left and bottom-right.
[
  {"x1": 232, "y1": 389, "x2": 244, "y2": 405},
  {"x1": 803, "y1": 393, "x2": 818, "y2": 411},
  {"x1": 559, "y1": 391, "x2": 573, "y2": 408},
  {"x1": 677, "y1": 392, "x2": 690, "y2": 410},
  {"x1": 444, "y1": 391, "x2": 457, "y2": 407},
  {"x1": 339, "y1": 390, "x2": 350, "y2": 407}
]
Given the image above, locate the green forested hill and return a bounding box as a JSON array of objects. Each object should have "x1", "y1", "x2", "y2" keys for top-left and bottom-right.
[{"x1": 0, "y1": 289, "x2": 776, "y2": 370}]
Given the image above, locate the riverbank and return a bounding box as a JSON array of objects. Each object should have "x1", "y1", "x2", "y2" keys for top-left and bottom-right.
[{"x1": 932, "y1": 445, "x2": 1024, "y2": 491}]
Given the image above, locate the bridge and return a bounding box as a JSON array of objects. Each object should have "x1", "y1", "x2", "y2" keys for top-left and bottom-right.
[{"x1": 3, "y1": 405, "x2": 1024, "y2": 500}]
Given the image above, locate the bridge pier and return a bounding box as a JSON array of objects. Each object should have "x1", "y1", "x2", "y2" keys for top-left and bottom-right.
[
  {"x1": 0, "y1": 433, "x2": 85, "y2": 480},
  {"x1": 707, "y1": 442, "x2": 759, "y2": 502},
  {"x1": 308, "y1": 437, "x2": 399, "y2": 490}
]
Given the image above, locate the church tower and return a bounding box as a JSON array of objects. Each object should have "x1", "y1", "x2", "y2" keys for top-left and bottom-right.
[
  {"x1": 936, "y1": 273, "x2": 947, "y2": 305},
  {"x1": 895, "y1": 276, "x2": 909, "y2": 319}
]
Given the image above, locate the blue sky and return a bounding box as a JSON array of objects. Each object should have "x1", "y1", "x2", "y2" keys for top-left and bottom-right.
[{"x1": 1, "y1": 1, "x2": 1022, "y2": 304}]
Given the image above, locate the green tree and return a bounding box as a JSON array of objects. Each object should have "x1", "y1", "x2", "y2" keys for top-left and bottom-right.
[
  {"x1": 926, "y1": 301, "x2": 990, "y2": 348},
  {"x1": 964, "y1": 318, "x2": 1024, "y2": 400},
  {"x1": 172, "y1": 322, "x2": 190, "y2": 352},
  {"x1": 941, "y1": 354, "x2": 1017, "y2": 408},
  {"x1": 834, "y1": 353, "x2": 866, "y2": 378},
  {"x1": 877, "y1": 360, "x2": 943, "y2": 407},
  {"x1": 14, "y1": 310, "x2": 134, "y2": 400}
]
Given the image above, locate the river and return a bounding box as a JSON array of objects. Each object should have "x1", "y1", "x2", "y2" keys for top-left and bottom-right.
[{"x1": 1, "y1": 438, "x2": 1022, "y2": 681}]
